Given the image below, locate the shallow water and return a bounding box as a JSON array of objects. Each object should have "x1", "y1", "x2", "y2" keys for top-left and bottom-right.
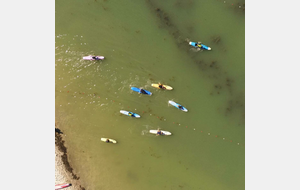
[{"x1": 55, "y1": 0, "x2": 245, "y2": 189}]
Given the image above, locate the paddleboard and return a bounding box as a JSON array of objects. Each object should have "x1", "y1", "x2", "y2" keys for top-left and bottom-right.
[
  {"x1": 149, "y1": 130, "x2": 172, "y2": 135},
  {"x1": 168, "y1": 100, "x2": 188, "y2": 112},
  {"x1": 151, "y1": 83, "x2": 173, "y2": 90},
  {"x1": 120, "y1": 110, "x2": 141, "y2": 118},
  {"x1": 83, "y1": 55, "x2": 105, "y2": 60},
  {"x1": 101, "y1": 138, "x2": 117, "y2": 143},
  {"x1": 131, "y1": 87, "x2": 152, "y2": 95},
  {"x1": 189, "y1": 41, "x2": 211, "y2": 50},
  {"x1": 55, "y1": 184, "x2": 71, "y2": 190}
]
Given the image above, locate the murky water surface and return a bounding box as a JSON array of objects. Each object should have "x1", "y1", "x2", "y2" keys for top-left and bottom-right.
[{"x1": 56, "y1": 0, "x2": 245, "y2": 189}]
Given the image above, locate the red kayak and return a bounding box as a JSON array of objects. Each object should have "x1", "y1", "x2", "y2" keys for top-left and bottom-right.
[{"x1": 55, "y1": 183, "x2": 71, "y2": 189}]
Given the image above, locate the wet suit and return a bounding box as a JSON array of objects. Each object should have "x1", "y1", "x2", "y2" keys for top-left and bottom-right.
[
  {"x1": 178, "y1": 105, "x2": 184, "y2": 110},
  {"x1": 140, "y1": 89, "x2": 147, "y2": 94}
]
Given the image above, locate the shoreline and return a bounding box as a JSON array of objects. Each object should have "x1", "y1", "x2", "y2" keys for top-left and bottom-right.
[{"x1": 55, "y1": 128, "x2": 86, "y2": 190}]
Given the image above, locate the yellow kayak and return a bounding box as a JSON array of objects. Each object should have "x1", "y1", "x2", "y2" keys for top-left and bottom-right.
[{"x1": 151, "y1": 83, "x2": 173, "y2": 90}]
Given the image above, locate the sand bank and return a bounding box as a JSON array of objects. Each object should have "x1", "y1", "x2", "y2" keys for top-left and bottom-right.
[{"x1": 55, "y1": 129, "x2": 86, "y2": 190}]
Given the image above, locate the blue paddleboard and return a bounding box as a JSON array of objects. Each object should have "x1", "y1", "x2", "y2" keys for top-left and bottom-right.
[
  {"x1": 168, "y1": 100, "x2": 188, "y2": 112},
  {"x1": 131, "y1": 87, "x2": 152, "y2": 95},
  {"x1": 120, "y1": 110, "x2": 141, "y2": 118},
  {"x1": 189, "y1": 41, "x2": 211, "y2": 50}
]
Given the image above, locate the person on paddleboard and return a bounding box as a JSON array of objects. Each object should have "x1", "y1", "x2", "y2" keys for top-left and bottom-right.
[
  {"x1": 128, "y1": 112, "x2": 133, "y2": 117},
  {"x1": 197, "y1": 42, "x2": 202, "y2": 48},
  {"x1": 178, "y1": 105, "x2": 184, "y2": 110},
  {"x1": 106, "y1": 139, "x2": 110, "y2": 143},
  {"x1": 140, "y1": 89, "x2": 147, "y2": 94},
  {"x1": 194, "y1": 41, "x2": 202, "y2": 48},
  {"x1": 158, "y1": 83, "x2": 165, "y2": 89},
  {"x1": 156, "y1": 129, "x2": 162, "y2": 136}
]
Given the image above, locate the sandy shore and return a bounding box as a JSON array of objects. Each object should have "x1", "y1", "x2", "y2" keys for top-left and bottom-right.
[{"x1": 55, "y1": 129, "x2": 86, "y2": 190}]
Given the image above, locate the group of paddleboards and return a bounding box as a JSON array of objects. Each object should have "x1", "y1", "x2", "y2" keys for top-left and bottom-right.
[
  {"x1": 102, "y1": 83, "x2": 189, "y2": 143},
  {"x1": 82, "y1": 40, "x2": 210, "y2": 145}
]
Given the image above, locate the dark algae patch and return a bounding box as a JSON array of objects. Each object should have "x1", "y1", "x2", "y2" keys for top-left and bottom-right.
[
  {"x1": 146, "y1": 0, "x2": 245, "y2": 122},
  {"x1": 55, "y1": 130, "x2": 79, "y2": 180},
  {"x1": 55, "y1": 128, "x2": 63, "y2": 134}
]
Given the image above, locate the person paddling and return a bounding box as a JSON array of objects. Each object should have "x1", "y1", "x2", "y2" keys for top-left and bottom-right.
[
  {"x1": 194, "y1": 41, "x2": 202, "y2": 48},
  {"x1": 178, "y1": 105, "x2": 184, "y2": 110},
  {"x1": 156, "y1": 129, "x2": 163, "y2": 136},
  {"x1": 158, "y1": 83, "x2": 165, "y2": 89},
  {"x1": 140, "y1": 89, "x2": 147, "y2": 94}
]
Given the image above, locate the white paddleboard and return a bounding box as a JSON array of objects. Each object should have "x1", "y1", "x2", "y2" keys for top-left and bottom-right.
[{"x1": 149, "y1": 130, "x2": 172, "y2": 136}]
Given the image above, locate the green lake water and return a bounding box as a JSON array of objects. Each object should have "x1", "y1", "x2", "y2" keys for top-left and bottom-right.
[{"x1": 55, "y1": 0, "x2": 245, "y2": 189}]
